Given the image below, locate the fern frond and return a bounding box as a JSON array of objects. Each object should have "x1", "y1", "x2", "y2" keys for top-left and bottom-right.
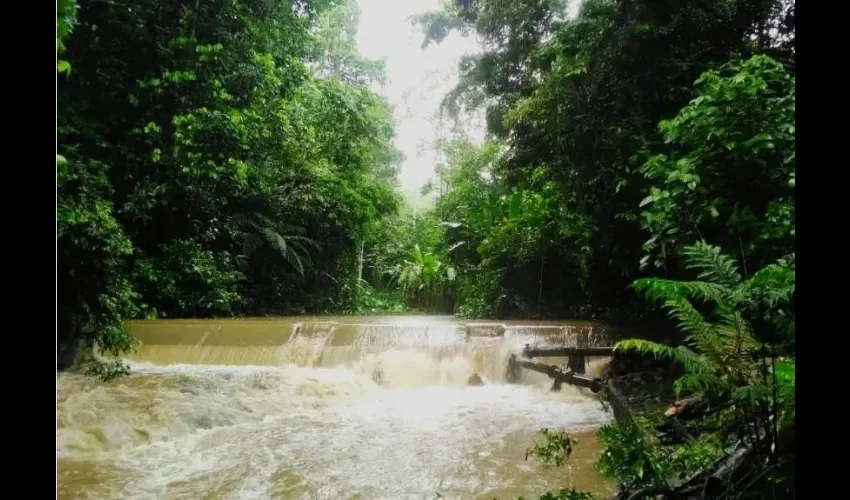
[
  {"x1": 673, "y1": 372, "x2": 730, "y2": 397},
  {"x1": 663, "y1": 296, "x2": 714, "y2": 341},
  {"x1": 715, "y1": 309, "x2": 755, "y2": 340},
  {"x1": 713, "y1": 308, "x2": 759, "y2": 359},
  {"x1": 614, "y1": 339, "x2": 710, "y2": 374},
  {"x1": 633, "y1": 278, "x2": 728, "y2": 304},
  {"x1": 731, "y1": 263, "x2": 795, "y2": 307},
  {"x1": 681, "y1": 242, "x2": 742, "y2": 286},
  {"x1": 732, "y1": 384, "x2": 771, "y2": 406}
]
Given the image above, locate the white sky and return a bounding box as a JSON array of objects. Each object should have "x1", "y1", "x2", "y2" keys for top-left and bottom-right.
[
  {"x1": 355, "y1": 1, "x2": 583, "y2": 208},
  {"x1": 355, "y1": 0, "x2": 484, "y2": 208}
]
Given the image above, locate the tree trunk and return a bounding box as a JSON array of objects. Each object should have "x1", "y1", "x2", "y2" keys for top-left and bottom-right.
[{"x1": 356, "y1": 240, "x2": 364, "y2": 284}]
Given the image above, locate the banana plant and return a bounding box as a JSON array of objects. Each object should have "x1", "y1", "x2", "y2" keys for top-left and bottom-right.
[{"x1": 386, "y1": 244, "x2": 456, "y2": 310}]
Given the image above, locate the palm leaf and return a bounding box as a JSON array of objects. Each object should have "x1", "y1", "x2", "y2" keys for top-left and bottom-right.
[
  {"x1": 260, "y1": 228, "x2": 312, "y2": 275},
  {"x1": 231, "y1": 213, "x2": 319, "y2": 276}
]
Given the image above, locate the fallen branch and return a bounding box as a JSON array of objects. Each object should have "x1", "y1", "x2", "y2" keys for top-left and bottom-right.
[
  {"x1": 656, "y1": 417, "x2": 695, "y2": 444},
  {"x1": 522, "y1": 345, "x2": 616, "y2": 358},
  {"x1": 510, "y1": 356, "x2": 606, "y2": 393},
  {"x1": 704, "y1": 445, "x2": 753, "y2": 495},
  {"x1": 665, "y1": 399, "x2": 734, "y2": 421}
]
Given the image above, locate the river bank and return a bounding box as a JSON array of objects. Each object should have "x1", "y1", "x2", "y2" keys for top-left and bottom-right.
[{"x1": 589, "y1": 351, "x2": 795, "y2": 500}]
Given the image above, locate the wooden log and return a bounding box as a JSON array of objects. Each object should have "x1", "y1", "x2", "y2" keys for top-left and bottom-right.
[
  {"x1": 665, "y1": 398, "x2": 733, "y2": 421},
  {"x1": 655, "y1": 417, "x2": 695, "y2": 444},
  {"x1": 704, "y1": 445, "x2": 753, "y2": 496},
  {"x1": 522, "y1": 345, "x2": 616, "y2": 358},
  {"x1": 515, "y1": 359, "x2": 606, "y2": 393},
  {"x1": 604, "y1": 382, "x2": 635, "y2": 426}
]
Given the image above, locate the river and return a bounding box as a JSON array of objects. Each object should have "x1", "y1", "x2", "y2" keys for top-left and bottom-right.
[{"x1": 57, "y1": 316, "x2": 618, "y2": 499}]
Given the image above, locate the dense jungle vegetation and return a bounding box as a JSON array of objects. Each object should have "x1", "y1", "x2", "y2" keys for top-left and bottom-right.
[
  {"x1": 58, "y1": 0, "x2": 794, "y2": 497},
  {"x1": 405, "y1": 1, "x2": 794, "y2": 498},
  {"x1": 57, "y1": 0, "x2": 794, "y2": 358},
  {"x1": 57, "y1": 0, "x2": 403, "y2": 367}
]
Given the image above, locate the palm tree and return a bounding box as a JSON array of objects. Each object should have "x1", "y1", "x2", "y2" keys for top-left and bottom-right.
[{"x1": 231, "y1": 213, "x2": 318, "y2": 276}]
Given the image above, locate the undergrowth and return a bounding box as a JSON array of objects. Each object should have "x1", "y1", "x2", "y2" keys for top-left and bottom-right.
[
  {"x1": 84, "y1": 358, "x2": 132, "y2": 382},
  {"x1": 596, "y1": 422, "x2": 723, "y2": 490},
  {"x1": 353, "y1": 281, "x2": 413, "y2": 315}
]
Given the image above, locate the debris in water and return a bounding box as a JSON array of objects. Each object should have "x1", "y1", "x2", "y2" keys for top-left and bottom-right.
[{"x1": 467, "y1": 372, "x2": 486, "y2": 385}]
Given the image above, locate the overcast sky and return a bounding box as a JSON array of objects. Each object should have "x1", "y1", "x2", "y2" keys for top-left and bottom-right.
[
  {"x1": 355, "y1": 0, "x2": 483, "y2": 207},
  {"x1": 353, "y1": 0, "x2": 583, "y2": 208}
]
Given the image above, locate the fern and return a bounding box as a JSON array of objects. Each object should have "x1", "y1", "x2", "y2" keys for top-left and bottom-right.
[
  {"x1": 731, "y1": 261, "x2": 795, "y2": 308},
  {"x1": 732, "y1": 385, "x2": 771, "y2": 405},
  {"x1": 614, "y1": 339, "x2": 711, "y2": 375},
  {"x1": 662, "y1": 296, "x2": 715, "y2": 341},
  {"x1": 681, "y1": 241, "x2": 741, "y2": 286},
  {"x1": 622, "y1": 243, "x2": 791, "y2": 403},
  {"x1": 622, "y1": 239, "x2": 796, "y2": 473},
  {"x1": 633, "y1": 278, "x2": 728, "y2": 304},
  {"x1": 673, "y1": 372, "x2": 729, "y2": 397}
]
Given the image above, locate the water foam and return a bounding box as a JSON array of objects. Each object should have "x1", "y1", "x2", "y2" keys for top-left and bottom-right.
[{"x1": 58, "y1": 317, "x2": 618, "y2": 500}]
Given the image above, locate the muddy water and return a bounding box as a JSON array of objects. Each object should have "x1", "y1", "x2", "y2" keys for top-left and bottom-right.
[{"x1": 57, "y1": 316, "x2": 618, "y2": 500}]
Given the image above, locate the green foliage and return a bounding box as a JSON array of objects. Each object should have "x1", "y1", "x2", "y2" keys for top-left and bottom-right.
[
  {"x1": 360, "y1": 210, "x2": 455, "y2": 312},
  {"x1": 57, "y1": 154, "x2": 139, "y2": 366},
  {"x1": 640, "y1": 55, "x2": 795, "y2": 272},
  {"x1": 525, "y1": 489, "x2": 595, "y2": 500},
  {"x1": 604, "y1": 48, "x2": 795, "y2": 500},
  {"x1": 84, "y1": 357, "x2": 132, "y2": 382},
  {"x1": 310, "y1": 0, "x2": 387, "y2": 85},
  {"x1": 386, "y1": 244, "x2": 456, "y2": 311},
  {"x1": 597, "y1": 422, "x2": 723, "y2": 490},
  {"x1": 617, "y1": 242, "x2": 794, "y2": 398},
  {"x1": 56, "y1": 0, "x2": 77, "y2": 74},
  {"x1": 525, "y1": 428, "x2": 576, "y2": 467},
  {"x1": 353, "y1": 282, "x2": 410, "y2": 315},
  {"x1": 57, "y1": 0, "x2": 402, "y2": 369},
  {"x1": 615, "y1": 242, "x2": 794, "y2": 496},
  {"x1": 408, "y1": 0, "x2": 794, "y2": 317},
  {"x1": 134, "y1": 239, "x2": 243, "y2": 317},
  {"x1": 597, "y1": 422, "x2": 668, "y2": 489},
  {"x1": 429, "y1": 140, "x2": 593, "y2": 318}
]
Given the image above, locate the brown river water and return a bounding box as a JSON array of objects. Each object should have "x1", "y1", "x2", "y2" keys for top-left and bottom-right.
[{"x1": 57, "y1": 316, "x2": 619, "y2": 500}]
